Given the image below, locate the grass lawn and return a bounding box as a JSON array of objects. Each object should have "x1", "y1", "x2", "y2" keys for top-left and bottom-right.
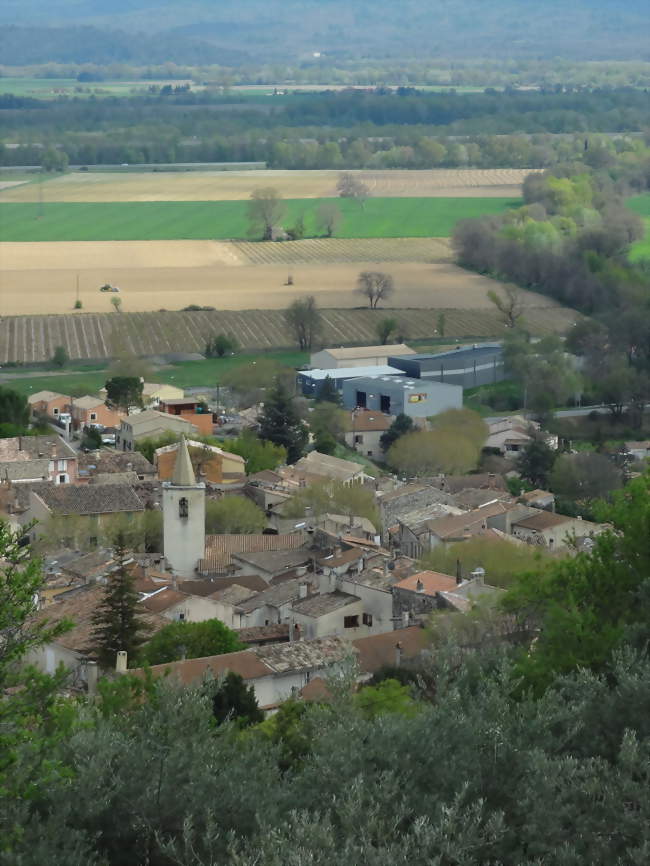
[
  {"x1": 628, "y1": 194, "x2": 650, "y2": 262},
  {"x1": 2, "y1": 351, "x2": 308, "y2": 398},
  {"x1": 0, "y1": 196, "x2": 519, "y2": 242}
]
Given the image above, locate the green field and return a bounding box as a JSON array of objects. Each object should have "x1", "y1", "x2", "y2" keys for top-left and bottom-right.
[
  {"x1": 1, "y1": 351, "x2": 308, "y2": 398},
  {"x1": 0, "y1": 196, "x2": 518, "y2": 241},
  {"x1": 628, "y1": 194, "x2": 650, "y2": 262}
]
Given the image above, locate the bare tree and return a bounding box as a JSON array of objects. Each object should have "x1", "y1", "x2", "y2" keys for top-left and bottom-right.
[
  {"x1": 487, "y1": 285, "x2": 524, "y2": 328},
  {"x1": 247, "y1": 187, "x2": 286, "y2": 240},
  {"x1": 284, "y1": 295, "x2": 322, "y2": 350},
  {"x1": 315, "y1": 201, "x2": 343, "y2": 237},
  {"x1": 356, "y1": 271, "x2": 394, "y2": 309},
  {"x1": 337, "y1": 172, "x2": 369, "y2": 206}
]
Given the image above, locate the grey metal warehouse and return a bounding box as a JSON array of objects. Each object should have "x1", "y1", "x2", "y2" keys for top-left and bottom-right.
[
  {"x1": 341, "y1": 376, "x2": 463, "y2": 419},
  {"x1": 388, "y1": 343, "x2": 504, "y2": 388},
  {"x1": 296, "y1": 365, "x2": 400, "y2": 398}
]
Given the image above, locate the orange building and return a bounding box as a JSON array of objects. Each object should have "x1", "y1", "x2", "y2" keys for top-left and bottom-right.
[
  {"x1": 155, "y1": 439, "x2": 246, "y2": 486},
  {"x1": 70, "y1": 396, "x2": 125, "y2": 431},
  {"x1": 28, "y1": 390, "x2": 70, "y2": 422},
  {"x1": 158, "y1": 398, "x2": 215, "y2": 437}
]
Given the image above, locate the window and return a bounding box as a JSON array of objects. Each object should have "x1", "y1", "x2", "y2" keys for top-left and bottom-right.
[
  {"x1": 178, "y1": 612, "x2": 185, "y2": 621},
  {"x1": 179, "y1": 497, "x2": 189, "y2": 519},
  {"x1": 89, "y1": 536, "x2": 98, "y2": 548},
  {"x1": 90, "y1": 412, "x2": 97, "y2": 421},
  {"x1": 58, "y1": 459, "x2": 66, "y2": 471},
  {"x1": 356, "y1": 390, "x2": 367, "y2": 408},
  {"x1": 367, "y1": 451, "x2": 372, "y2": 457},
  {"x1": 354, "y1": 434, "x2": 363, "y2": 444},
  {"x1": 344, "y1": 615, "x2": 359, "y2": 629},
  {"x1": 53, "y1": 408, "x2": 59, "y2": 415},
  {"x1": 380, "y1": 394, "x2": 391, "y2": 414},
  {"x1": 362, "y1": 613, "x2": 373, "y2": 626},
  {"x1": 59, "y1": 474, "x2": 67, "y2": 484}
]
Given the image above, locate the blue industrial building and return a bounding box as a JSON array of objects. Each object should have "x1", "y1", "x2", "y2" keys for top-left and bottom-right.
[
  {"x1": 341, "y1": 375, "x2": 462, "y2": 419},
  {"x1": 297, "y1": 365, "x2": 401, "y2": 398},
  {"x1": 388, "y1": 343, "x2": 504, "y2": 388}
]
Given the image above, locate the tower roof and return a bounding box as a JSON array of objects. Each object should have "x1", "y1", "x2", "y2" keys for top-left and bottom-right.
[{"x1": 171, "y1": 435, "x2": 196, "y2": 486}]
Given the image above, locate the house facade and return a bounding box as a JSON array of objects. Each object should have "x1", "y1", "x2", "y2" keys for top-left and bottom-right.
[
  {"x1": 28, "y1": 390, "x2": 70, "y2": 422},
  {"x1": 116, "y1": 410, "x2": 197, "y2": 451},
  {"x1": 70, "y1": 396, "x2": 124, "y2": 431}
]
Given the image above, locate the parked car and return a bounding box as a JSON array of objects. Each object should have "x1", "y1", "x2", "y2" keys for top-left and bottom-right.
[{"x1": 99, "y1": 284, "x2": 121, "y2": 293}]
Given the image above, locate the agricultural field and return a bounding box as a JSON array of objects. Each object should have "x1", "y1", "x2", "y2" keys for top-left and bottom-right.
[
  {"x1": 628, "y1": 194, "x2": 650, "y2": 261},
  {"x1": 2, "y1": 238, "x2": 543, "y2": 316},
  {"x1": 0, "y1": 196, "x2": 518, "y2": 242},
  {"x1": 0, "y1": 169, "x2": 534, "y2": 203},
  {"x1": 0, "y1": 305, "x2": 578, "y2": 365}
]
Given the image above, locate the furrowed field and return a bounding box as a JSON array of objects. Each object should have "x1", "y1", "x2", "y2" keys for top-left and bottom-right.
[{"x1": 0, "y1": 305, "x2": 577, "y2": 365}]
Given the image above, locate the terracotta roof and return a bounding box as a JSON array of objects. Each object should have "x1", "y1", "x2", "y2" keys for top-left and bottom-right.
[
  {"x1": 426, "y1": 502, "x2": 507, "y2": 540},
  {"x1": 71, "y1": 395, "x2": 105, "y2": 410},
  {"x1": 134, "y1": 575, "x2": 171, "y2": 594},
  {"x1": 292, "y1": 451, "x2": 365, "y2": 483},
  {"x1": 142, "y1": 649, "x2": 271, "y2": 685},
  {"x1": 36, "y1": 584, "x2": 166, "y2": 654},
  {"x1": 233, "y1": 548, "x2": 313, "y2": 575},
  {"x1": 208, "y1": 584, "x2": 256, "y2": 605},
  {"x1": 199, "y1": 533, "x2": 308, "y2": 575},
  {"x1": 352, "y1": 625, "x2": 429, "y2": 674},
  {"x1": 255, "y1": 635, "x2": 349, "y2": 674},
  {"x1": 31, "y1": 482, "x2": 145, "y2": 516},
  {"x1": 236, "y1": 579, "x2": 306, "y2": 613},
  {"x1": 513, "y1": 511, "x2": 574, "y2": 532},
  {"x1": 317, "y1": 547, "x2": 364, "y2": 568},
  {"x1": 291, "y1": 591, "x2": 360, "y2": 617},
  {"x1": 299, "y1": 676, "x2": 332, "y2": 702},
  {"x1": 348, "y1": 409, "x2": 392, "y2": 432},
  {"x1": 521, "y1": 489, "x2": 554, "y2": 502},
  {"x1": 178, "y1": 575, "x2": 268, "y2": 595},
  {"x1": 28, "y1": 390, "x2": 69, "y2": 403},
  {"x1": 0, "y1": 434, "x2": 75, "y2": 461},
  {"x1": 394, "y1": 570, "x2": 457, "y2": 596},
  {"x1": 236, "y1": 623, "x2": 289, "y2": 644},
  {"x1": 141, "y1": 588, "x2": 188, "y2": 613}
]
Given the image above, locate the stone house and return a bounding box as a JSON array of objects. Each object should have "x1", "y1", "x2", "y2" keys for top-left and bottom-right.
[
  {"x1": 197, "y1": 532, "x2": 307, "y2": 578},
  {"x1": 344, "y1": 408, "x2": 392, "y2": 460},
  {"x1": 116, "y1": 409, "x2": 197, "y2": 451},
  {"x1": 511, "y1": 511, "x2": 606, "y2": 551},
  {"x1": 27, "y1": 482, "x2": 145, "y2": 547},
  {"x1": 0, "y1": 435, "x2": 78, "y2": 485}
]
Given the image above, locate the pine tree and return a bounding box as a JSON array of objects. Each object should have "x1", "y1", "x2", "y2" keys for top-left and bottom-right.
[
  {"x1": 380, "y1": 413, "x2": 414, "y2": 453},
  {"x1": 88, "y1": 533, "x2": 151, "y2": 669},
  {"x1": 315, "y1": 375, "x2": 341, "y2": 404},
  {"x1": 258, "y1": 381, "x2": 308, "y2": 464}
]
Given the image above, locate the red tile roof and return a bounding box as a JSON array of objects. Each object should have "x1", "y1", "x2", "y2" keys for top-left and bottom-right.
[{"x1": 394, "y1": 570, "x2": 457, "y2": 595}]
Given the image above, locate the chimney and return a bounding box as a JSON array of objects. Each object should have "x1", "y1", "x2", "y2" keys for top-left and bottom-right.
[
  {"x1": 126, "y1": 462, "x2": 132, "y2": 472},
  {"x1": 115, "y1": 650, "x2": 128, "y2": 674},
  {"x1": 18, "y1": 436, "x2": 22, "y2": 451},
  {"x1": 470, "y1": 566, "x2": 486, "y2": 585},
  {"x1": 416, "y1": 578, "x2": 424, "y2": 593},
  {"x1": 394, "y1": 641, "x2": 403, "y2": 667},
  {"x1": 298, "y1": 581, "x2": 308, "y2": 599},
  {"x1": 456, "y1": 559, "x2": 463, "y2": 585},
  {"x1": 86, "y1": 660, "x2": 98, "y2": 699},
  {"x1": 488, "y1": 473, "x2": 496, "y2": 489},
  {"x1": 293, "y1": 622, "x2": 301, "y2": 642},
  {"x1": 50, "y1": 443, "x2": 57, "y2": 459}
]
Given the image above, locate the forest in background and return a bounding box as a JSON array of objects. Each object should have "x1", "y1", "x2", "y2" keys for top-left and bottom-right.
[{"x1": 1, "y1": 0, "x2": 649, "y2": 64}]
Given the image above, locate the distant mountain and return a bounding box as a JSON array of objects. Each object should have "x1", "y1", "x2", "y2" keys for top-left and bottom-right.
[{"x1": 1, "y1": 0, "x2": 649, "y2": 65}]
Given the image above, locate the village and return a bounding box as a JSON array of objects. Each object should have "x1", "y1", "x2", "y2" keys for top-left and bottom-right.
[{"x1": 1, "y1": 338, "x2": 622, "y2": 713}]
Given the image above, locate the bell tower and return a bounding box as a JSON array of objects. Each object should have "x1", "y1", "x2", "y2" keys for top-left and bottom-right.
[{"x1": 162, "y1": 436, "x2": 205, "y2": 577}]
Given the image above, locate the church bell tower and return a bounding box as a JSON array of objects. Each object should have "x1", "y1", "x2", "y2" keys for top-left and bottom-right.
[{"x1": 162, "y1": 436, "x2": 205, "y2": 577}]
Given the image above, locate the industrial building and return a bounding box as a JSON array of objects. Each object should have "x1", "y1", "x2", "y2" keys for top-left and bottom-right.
[
  {"x1": 309, "y1": 344, "x2": 416, "y2": 369},
  {"x1": 297, "y1": 365, "x2": 401, "y2": 398},
  {"x1": 341, "y1": 376, "x2": 462, "y2": 419},
  {"x1": 388, "y1": 343, "x2": 504, "y2": 388}
]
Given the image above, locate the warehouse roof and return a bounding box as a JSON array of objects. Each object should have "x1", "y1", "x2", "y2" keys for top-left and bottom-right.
[
  {"x1": 319, "y1": 344, "x2": 416, "y2": 360},
  {"x1": 300, "y1": 365, "x2": 401, "y2": 380}
]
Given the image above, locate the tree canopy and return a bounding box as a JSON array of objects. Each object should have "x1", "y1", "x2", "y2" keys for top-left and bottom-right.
[
  {"x1": 258, "y1": 381, "x2": 308, "y2": 464},
  {"x1": 205, "y1": 496, "x2": 266, "y2": 534},
  {"x1": 142, "y1": 619, "x2": 244, "y2": 665}
]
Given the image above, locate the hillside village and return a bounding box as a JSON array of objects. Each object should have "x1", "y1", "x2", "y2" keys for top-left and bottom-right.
[{"x1": 0, "y1": 338, "x2": 628, "y2": 709}]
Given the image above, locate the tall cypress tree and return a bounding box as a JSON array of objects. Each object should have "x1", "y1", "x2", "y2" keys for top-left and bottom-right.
[
  {"x1": 258, "y1": 381, "x2": 308, "y2": 464},
  {"x1": 88, "y1": 532, "x2": 151, "y2": 669}
]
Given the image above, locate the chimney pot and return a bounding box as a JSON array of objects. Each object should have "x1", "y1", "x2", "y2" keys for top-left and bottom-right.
[
  {"x1": 395, "y1": 641, "x2": 403, "y2": 667},
  {"x1": 298, "y1": 581, "x2": 308, "y2": 599}
]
